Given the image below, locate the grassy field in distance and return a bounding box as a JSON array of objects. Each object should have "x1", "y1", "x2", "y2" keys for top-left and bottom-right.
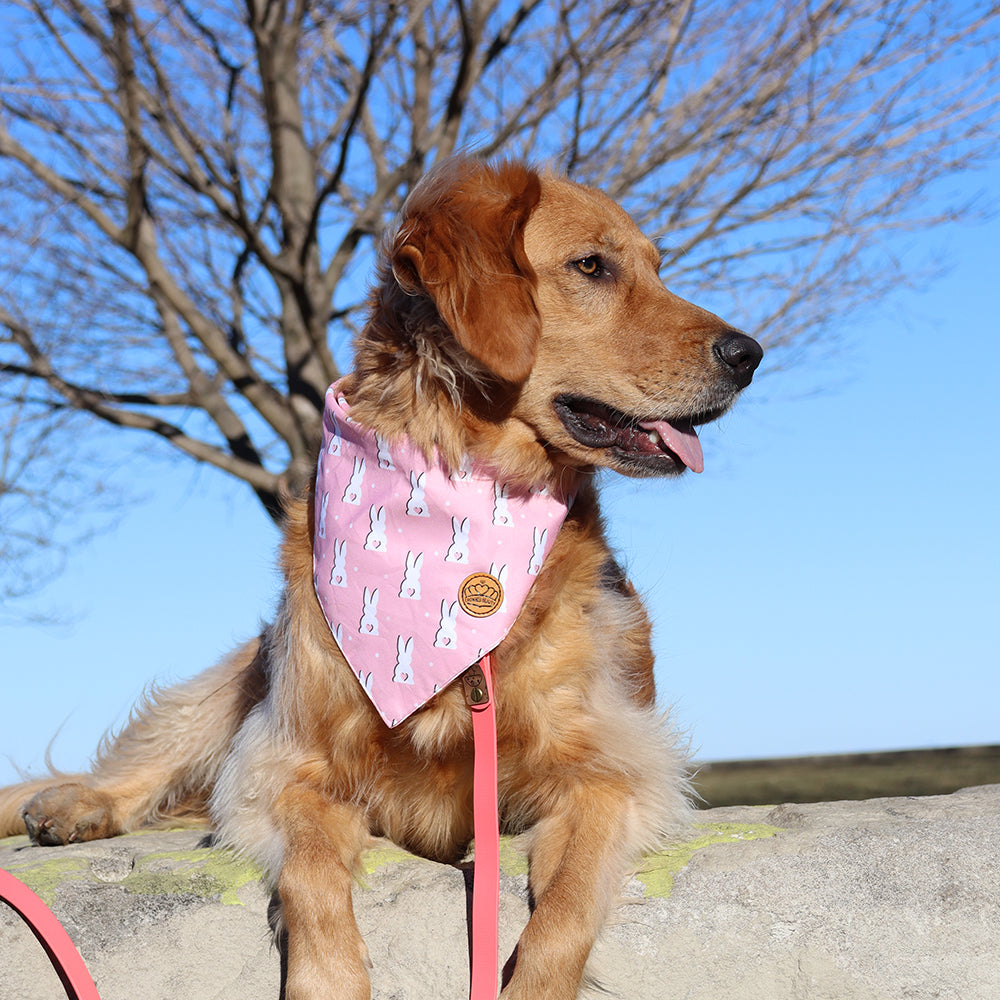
[{"x1": 691, "y1": 745, "x2": 1000, "y2": 808}]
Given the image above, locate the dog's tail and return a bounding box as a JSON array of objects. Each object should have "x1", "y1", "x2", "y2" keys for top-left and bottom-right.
[{"x1": 0, "y1": 638, "x2": 268, "y2": 841}]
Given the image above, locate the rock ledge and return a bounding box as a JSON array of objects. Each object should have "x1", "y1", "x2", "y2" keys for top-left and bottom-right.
[{"x1": 2, "y1": 785, "x2": 998, "y2": 1000}]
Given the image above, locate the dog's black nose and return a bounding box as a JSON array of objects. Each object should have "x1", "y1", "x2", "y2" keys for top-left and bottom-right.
[{"x1": 713, "y1": 332, "x2": 763, "y2": 389}]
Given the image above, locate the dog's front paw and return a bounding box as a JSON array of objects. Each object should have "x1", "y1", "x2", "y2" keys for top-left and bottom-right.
[{"x1": 20, "y1": 783, "x2": 117, "y2": 845}]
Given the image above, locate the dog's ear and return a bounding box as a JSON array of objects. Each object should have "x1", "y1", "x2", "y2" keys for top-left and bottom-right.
[{"x1": 392, "y1": 159, "x2": 542, "y2": 384}]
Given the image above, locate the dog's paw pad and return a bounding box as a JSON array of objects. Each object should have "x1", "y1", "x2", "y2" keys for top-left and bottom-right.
[{"x1": 20, "y1": 783, "x2": 116, "y2": 845}]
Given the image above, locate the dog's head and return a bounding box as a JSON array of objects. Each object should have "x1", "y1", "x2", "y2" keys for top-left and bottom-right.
[{"x1": 358, "y1": 157, "x2": 762, "y2": 481}]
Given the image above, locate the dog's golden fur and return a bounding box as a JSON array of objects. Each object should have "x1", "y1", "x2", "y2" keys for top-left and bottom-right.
[{"x1": 0, "y1": 157, "x2": 761, "y2": 999}]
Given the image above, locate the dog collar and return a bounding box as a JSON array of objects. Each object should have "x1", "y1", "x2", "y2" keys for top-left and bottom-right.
[{"x1": 312, "y1": 381, "x2": 570, "y2": 727}]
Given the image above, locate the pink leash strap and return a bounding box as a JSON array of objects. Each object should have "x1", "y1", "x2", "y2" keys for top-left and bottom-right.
[
  {"x1": 0, "y1": 867, "x2": 101, "y2": 1000},
  {"x1": 462, "y1": 653, "x2": 500, "y2": 1000},
  {"x1": 2, "y1": 656, "x2": 500, "y2": 1000}
]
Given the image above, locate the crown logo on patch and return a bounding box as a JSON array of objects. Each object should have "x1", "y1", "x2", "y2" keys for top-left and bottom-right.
[{"x1": 458, "y1": 573, "x2": 504, "y2": 617}]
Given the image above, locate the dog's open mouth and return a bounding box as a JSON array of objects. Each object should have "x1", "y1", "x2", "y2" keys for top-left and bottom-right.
[{"x1": 553, "y1": 395, "x2": 710, "y2": 474}]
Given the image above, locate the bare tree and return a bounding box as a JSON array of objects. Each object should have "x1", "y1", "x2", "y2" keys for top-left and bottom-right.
[
  {"x1": 0, "y1": 377, "x2": 117, "y2": 616},
  {"x1": 1, "y1": 0, "x2": 998, "y2": 593}
]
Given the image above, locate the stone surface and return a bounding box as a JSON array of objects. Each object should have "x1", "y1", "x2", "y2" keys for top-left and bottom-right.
[{"x1": 2, "y1": 785, "x2": 998, "y2": 1000}]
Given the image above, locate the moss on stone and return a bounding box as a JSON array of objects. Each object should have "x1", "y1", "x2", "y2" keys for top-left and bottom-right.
[
  {"x1": 634, "y1": 821, "x2": 782, "y2": 898},
  {"x1": 3, "y1": 856, "x2": 91, "y2": 906},
  {"x1": 125, "y1": 848, "x2": 263, "y2": 906},
  {"x1": 2, "y1": 844, "x2": 263, "y2": 907}
]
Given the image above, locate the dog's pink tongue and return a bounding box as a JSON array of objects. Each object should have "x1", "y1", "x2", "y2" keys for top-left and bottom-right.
[{"x1": 639, "y1": 419, "x2": 704, "y2": 473}]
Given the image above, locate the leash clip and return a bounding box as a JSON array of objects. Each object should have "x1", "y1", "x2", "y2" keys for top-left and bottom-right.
[{"x1": 461, "y1": 663, "x2": 491, "y2": 708}]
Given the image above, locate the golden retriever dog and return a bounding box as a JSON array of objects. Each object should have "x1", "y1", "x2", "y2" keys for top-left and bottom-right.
[{"x1": 0, "y1": 157, "x2": 762, "y2": 999}]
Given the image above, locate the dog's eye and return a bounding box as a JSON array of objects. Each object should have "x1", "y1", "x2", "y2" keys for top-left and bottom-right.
[{"x1": 574, "y1": 256, "x2": 604, "y2": 277}]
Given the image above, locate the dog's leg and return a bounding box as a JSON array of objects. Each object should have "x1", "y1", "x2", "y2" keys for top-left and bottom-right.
[
  {"x1": 11, "y1": 638, "x2": 265, "y2": 844},
  {"x1": 274, "y1": 784, "x2": 372, "y2": 1000},
  {"x1": 501, "y1": 780, "x2": 641, "y2": 1000}
]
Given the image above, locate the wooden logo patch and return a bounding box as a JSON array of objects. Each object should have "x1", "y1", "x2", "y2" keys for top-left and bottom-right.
[{"x1": 458, "y1": 572, "x2": 504, "y2": 617}]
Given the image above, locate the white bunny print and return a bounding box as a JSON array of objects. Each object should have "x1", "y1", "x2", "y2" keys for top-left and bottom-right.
[
  {"x1": 327, "y1": 415, "x2": 342, "y2": 456},
  {"x1": 364, "y1": 505, "x2": 387, "y2": 552},
  {"x1": 359, "y1": 587, "x2": 380, "y2": 635},
  {"x1": 392, "y1": 635, "x2": 415, "y2": 684},
  {"x1": 406, "y1": 470, "x2": 429, "y2": 516},
  {"x1": 433, "y1": 600, "x2": 459, "y2": 649},
  {"x1": 317, "y1": 490, "x2": 330, "y2": 539},
  {"x1": 342, "y1": 456, "x2": 366, "y2": 504},
  {"x1": 449, "y1": 456, "x2": 474, "y2": 482},
  {"x1": 528, "y1": 526, "x2": 548, "y2": 575},
  {"x1": 492, "y1": 481, "x2": 513, "y2": 526},
  {"x1": 311, "y1": 380, "x2": 574, "y2": 731},
  {"x1": 375, "y1": 434, "x2": 395, "y2": 470},
  {"x1": 488, "y1": 561, "x2": 509, "y2": 614},
  {"x1": 329, "y1": 539, "x2": 348, "y2": 588},
  {"x1": 445, "y1": 516, "x2": 470, "y2": 564},
  {"x1": 399, "y1": 550, "x2": 424, "y2": 600}
]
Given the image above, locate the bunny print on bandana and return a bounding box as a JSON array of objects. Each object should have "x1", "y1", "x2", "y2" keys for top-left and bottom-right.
[{"x1": 312, "y1": 382, "x2": 570, "y2": 728}]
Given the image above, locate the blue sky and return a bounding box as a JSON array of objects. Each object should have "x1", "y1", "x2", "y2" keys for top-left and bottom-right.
[{"x1": 1, "y1": 169, "x2": 998, "y2": 789}]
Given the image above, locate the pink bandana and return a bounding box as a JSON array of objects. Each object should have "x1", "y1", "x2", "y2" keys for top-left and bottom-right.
[{"x1": 313, "y1": 382, "x2": 570, "y2": 727}]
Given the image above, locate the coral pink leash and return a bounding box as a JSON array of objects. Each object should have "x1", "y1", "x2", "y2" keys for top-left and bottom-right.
[
  {"x1": 1, "y1": 655, "x2": 502, "y2": 1000},
  {"x1": 0, "y1": 867, "x2": 101, "y2": 1000},
  {"x1": 462, "y1": 652, "x2": 501, "y2": 1000}
]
